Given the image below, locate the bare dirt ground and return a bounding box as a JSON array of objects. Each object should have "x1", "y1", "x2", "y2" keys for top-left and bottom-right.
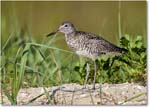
[{"x1": 1, "y1": 83, "x2": 147, "y2": 105}]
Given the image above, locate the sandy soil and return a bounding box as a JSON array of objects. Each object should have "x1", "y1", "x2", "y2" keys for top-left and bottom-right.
[{"x1": 1, "y1": 83, "x2": 147, "y2": 105}]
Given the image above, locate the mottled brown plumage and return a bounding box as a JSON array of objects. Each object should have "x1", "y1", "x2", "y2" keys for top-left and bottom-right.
[{"x1": 47, "y1": 21, "x2": 127, "y2": 89}]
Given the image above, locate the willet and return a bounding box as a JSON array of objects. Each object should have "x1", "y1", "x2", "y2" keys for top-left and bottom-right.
[{"x1": 47, "y1": 21, "x2": 127, "y2": 89}]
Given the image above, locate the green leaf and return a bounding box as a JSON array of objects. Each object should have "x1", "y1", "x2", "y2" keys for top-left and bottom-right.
[{"x1": 120, "y1": 37, "x2": 129, "y2": 47}]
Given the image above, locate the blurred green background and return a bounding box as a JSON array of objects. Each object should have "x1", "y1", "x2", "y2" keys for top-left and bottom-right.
[{"x1": 2, "y1": 1, "x2": 146, "y2": 46}]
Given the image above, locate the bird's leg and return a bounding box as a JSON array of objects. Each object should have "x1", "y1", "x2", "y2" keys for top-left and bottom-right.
[
  {"x1": 83, "y1": 59, "x2": 90, "y2": 89},
  {"x1": 93, "y1": 60, "x2": 98, "y2": 89},
  {"x1": 99, "y1": 59, "x2": 103, "y2": 104}
]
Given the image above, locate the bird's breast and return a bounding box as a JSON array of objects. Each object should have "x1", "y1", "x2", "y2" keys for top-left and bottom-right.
[
  {"x1": 64, "y1": 34, "x2": 99, "y2": 60},
  {"x1": 65, "y1": 34, "x2": 79, "y2": 50}
]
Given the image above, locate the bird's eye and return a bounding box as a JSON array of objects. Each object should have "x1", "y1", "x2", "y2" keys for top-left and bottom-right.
[{"x1": 64, "y1": 24, "x2": 68, "y2": 27}]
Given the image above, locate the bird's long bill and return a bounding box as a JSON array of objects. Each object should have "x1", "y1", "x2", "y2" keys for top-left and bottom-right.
[{"x1": 46, "y1": 30, "x2": 58, "y2": 37}]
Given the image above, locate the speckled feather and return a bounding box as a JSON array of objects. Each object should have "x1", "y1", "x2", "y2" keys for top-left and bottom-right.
[{"x1": 65, "y1": 31, "x2": 126, "y2": 60}]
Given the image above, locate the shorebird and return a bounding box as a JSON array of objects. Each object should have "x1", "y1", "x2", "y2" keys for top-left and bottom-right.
[{"x1": 47, "y1": 21, "x2": 127, "y2": 89}]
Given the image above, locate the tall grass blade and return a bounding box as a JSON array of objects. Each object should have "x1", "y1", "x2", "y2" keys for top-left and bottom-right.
[
  {"x1": 26, "y1": 43, "x2": 73, "y2": 54},
  {"x1": 118, "y1": 1, "x2": 122, "y2": 43},
  {"x1": 17, "y1": 45, "x2": 30, "y2": 90}
]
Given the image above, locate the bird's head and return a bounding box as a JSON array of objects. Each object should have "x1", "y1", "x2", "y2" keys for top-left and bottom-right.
[{"x1": 47, "y1": 21, "x2": 76, "y2": 37}]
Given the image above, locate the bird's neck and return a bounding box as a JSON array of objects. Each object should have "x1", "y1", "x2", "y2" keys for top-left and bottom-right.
[
  {"x1": 65, "y1": 31, "x2": 76, "y2": 37},
  {"x1": 65, "y1": 31, "x2": 76, "y2": 42}
]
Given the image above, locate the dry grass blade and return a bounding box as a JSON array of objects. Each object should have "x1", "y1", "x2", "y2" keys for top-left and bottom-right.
[{"x1": 27, "y1": 93, "x2": 45, "y2": 104}]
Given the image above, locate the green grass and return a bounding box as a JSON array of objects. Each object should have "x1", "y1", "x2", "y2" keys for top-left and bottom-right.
[{"x1": 2, "y1": 43, "x2": 30, "y2": 104}]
